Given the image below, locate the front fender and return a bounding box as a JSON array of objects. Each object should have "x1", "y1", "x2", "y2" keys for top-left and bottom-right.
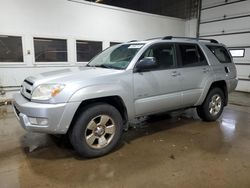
[
  {"x1": 69, "y1": 84, "x2": 123, "y2": 102},
  {"x1": 68, "y1": 84, "x2": 135, "y2": 119}
]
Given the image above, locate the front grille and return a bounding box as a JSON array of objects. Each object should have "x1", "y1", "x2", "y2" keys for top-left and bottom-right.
[
  {"x1": 21, "y1": 78, "x2": 34, "y2": 99},
  {"x1": 26, "y1": 89, "x2": 31, "y2": 94},
  {"x1": 24, "y1": 79, "x2": 34, "y2": 86}
]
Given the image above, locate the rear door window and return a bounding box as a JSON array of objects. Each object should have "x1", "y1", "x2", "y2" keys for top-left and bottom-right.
[
  {"x1": 178, "y1": 44, "x2": 207, "y2": 67},
  {"x1": 207, "y1": 45, "x2": 232, "y2": 63}
]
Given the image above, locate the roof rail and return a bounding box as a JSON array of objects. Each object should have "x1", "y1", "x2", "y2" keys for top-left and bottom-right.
[
  {"x1": 146, "y1": 37, "x2": 162, "y2": 41},
  {"x1": 162, "y1": 36, "x2": 219, "y2": 44},
  {"x1": 128, "y1": 40, "x2": 138, "y2": 42}
]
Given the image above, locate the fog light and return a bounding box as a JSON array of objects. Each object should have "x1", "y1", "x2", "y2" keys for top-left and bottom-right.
[
  {"x1": 38, "y1": 118, "x2": 48, "y2": 125},
  {"x1": 28, "y1": 117, "x2": 48, "y2": 126},
  {"x1": 29, "y1": 117, "x2": 38, "y2": 125}
]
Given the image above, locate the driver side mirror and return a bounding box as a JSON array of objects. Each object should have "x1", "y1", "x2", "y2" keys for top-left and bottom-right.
[{"x1": 135, "y1": 57, "x2": 157, "y2": 72}]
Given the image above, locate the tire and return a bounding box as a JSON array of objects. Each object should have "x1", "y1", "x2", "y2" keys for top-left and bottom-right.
[
  {"x1": 69, "y1": 103, "x2": 123, "y2": 158},
  {"x1": 197, "y1": 87, "x2": 225, "y2": 122}
]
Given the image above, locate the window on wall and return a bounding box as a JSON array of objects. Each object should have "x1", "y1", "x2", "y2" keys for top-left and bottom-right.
[
  {"x1": 0, "y1": 35, "x2": 23, "y2": 62},
  {"x1": 229, "y1": 49, "x2": 245, "y2": 58},
  {"x1": 34, "y1": 38, "x2": 67, "y2": 62},
  {"x1": 76, "y1": 40, "x2": 102, "y2": 62}
]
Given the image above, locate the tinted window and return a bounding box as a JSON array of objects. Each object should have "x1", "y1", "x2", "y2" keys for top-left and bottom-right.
[
  {"x1": 0, "y1": 35, "x2": 23, "y2": 62},
  {"x1": 140, "y1": 43, "x2": 175, "y2": 69},
  {"x1": 34, "y1": 38, "x2": 67, "y2": 62},
  {"x1": 77, "y1": 40, "x2": 102, "y2": 62},
  {"x1": 207, "y1": 45, "x2": 231, "y2": 63},
  {"x1": 179, "y1": 44, "x2": 207, "y2": 67}
]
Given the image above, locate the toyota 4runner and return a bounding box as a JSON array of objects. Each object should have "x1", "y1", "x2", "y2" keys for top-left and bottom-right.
[{"x1": 13, "y1": 36, "x2": 238, "y2": 157}]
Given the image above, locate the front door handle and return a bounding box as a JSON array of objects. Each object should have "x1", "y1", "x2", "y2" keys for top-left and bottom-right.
[
  {"x1": 171, "y1": 71, "x2": 181, "y2": 77},
  {"x1": 203, "y1": 68, "x2": 210, "y2": 73}
]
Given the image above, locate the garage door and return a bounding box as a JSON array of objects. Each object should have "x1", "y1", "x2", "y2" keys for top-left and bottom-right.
[{"x1": 199, "y1": 0, "x2": 250, "y2": 92}]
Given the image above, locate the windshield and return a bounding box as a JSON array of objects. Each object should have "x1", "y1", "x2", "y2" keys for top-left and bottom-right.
[{"x1": 87, "y1": 43, "x2": 144, "y2": 69}]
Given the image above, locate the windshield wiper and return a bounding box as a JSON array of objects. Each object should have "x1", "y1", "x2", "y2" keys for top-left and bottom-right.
[
  {"x1": 94, "y1": 64, "x2": 111, "y2": 69},
  {"x1": 88, "y1": 64, "x2": 123, "y2": 70},
  {"x1": 86, "y1": 64, "x2": 96, "y2": 67},
  {"x1": 86, "y1": 64, "x2": 108, "y2": 68}
]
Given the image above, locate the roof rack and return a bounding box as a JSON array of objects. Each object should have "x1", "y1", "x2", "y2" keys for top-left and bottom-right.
[{"x1": 162, "y1": 36, "x2": 219, "y2": 44}]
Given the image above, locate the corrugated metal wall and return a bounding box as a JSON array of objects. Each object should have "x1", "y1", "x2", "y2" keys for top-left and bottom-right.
[{"x1": 199, "y1": 0, "x2": 250, "y2": 92}]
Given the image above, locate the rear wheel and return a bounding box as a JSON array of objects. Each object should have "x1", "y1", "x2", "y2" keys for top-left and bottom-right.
[
  {"x1": 197, "y1": 87, "x2": 225, "y2": 122},
  {"x1": 69, "y1": 103, "x2": 123, "y2": 158}
]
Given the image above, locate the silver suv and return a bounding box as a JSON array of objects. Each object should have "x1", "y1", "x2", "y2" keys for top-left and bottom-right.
[{"x1": 13, "y1": 36, "x2": 238, "y2": 157}]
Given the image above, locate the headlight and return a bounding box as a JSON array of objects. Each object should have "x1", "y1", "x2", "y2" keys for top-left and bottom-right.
[{"x1": 31, "y1": 84, "x2": 65, "y2": 101}]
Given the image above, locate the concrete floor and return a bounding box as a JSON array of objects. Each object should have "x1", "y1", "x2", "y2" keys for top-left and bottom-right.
[{"x1": 0, "y1": 92, "x2": 250, "y2": 188}]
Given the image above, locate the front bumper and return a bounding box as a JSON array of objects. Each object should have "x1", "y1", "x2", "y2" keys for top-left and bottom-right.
[{"x1": 13, "y1": 93, "x2": 80, "y2": 134}]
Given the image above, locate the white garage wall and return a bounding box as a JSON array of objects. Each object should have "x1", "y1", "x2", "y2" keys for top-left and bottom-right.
[
  {"x1": 199, "y1": 0, "x2": 250, "y2": 92},
  {"x1": 185, "y1": 18, "x2": 198, "y2": 37},
  {"x1": 0, "y1": 0, "x2": 191, "y2": 100}
]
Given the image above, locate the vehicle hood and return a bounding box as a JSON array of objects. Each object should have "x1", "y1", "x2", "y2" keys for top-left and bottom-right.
[
  {"x1": 27, "y1": 66, "x2": 124, "y2": 86},
  {"x1": 22, "y1": 66, "x2": 130, "y2": 103}
]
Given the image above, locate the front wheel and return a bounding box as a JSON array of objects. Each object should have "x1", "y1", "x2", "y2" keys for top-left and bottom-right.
[
  {"x1": 69, "y1": 103, "x2": 123, "y2": 158},
  {"x1": 197, "y1": 88, "x2": 225, "y2": 122}
]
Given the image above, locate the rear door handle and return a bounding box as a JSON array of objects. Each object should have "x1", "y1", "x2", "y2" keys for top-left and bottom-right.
[{"x1": 171, "y1": 71, "x2": 181, "y2": 77}]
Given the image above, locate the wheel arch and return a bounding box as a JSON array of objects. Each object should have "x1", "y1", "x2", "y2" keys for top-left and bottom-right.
[
  {"x1": 67, "y1": 96, "x2": 129, "y2": 134},
  {"x1": 209, "y1": 80, "x2": 228, "y2": 106},
  {"x1": 199, "y1": 80, "x2": 228, "y2": 106}
]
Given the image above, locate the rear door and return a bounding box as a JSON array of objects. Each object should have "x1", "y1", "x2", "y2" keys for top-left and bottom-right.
[{"x1": 176, "y1": 43, "x2": 211, "y2": 107}]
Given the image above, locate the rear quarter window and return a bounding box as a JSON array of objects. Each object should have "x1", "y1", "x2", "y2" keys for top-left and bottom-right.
[{"x1": 207, "y1": 45, "x2": 232, "y2": 63}]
